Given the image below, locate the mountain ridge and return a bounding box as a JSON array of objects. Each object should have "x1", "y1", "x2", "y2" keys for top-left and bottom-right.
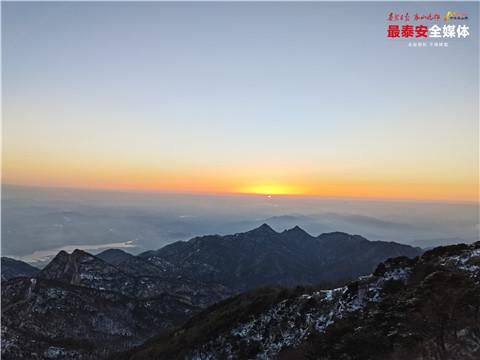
[
  {"x1": 1, "y1": 224, "x2": 424, "y2": 360},
  {"x1": 140, "y1": 224, "x2": 422, "y2": 291}
]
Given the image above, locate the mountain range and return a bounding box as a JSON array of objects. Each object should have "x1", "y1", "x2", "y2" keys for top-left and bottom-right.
[
  {"x1": 137, "y1": 224, "x2": 421, "y2": 291},
  {"x1": 1, "y1": 225, "x2": 430, "y2": 359},
  {"x1": 1, "y1": 257, "x2": 39, "y2": 281},
  {"x1": 117, "y1": 242, "x2": 480, "y2": 360}
]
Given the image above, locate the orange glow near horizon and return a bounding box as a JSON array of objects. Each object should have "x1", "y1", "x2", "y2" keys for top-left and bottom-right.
[
  {"x1": 5, "y1": 179, "x2": 477, "y2": 203},
  {"x1": 3, "y1": 158, "x2": 478, "y2": 203},
  {"x1": 2, "y1": 146, "x2": 478, "y2": 203},
  {"x1": 3, "y1": 180, "x2": 478, "y2": 202}
]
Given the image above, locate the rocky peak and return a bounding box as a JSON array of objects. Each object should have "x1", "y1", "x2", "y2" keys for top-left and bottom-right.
[
  {"x1": 71, "y1": 249, "x2": 96, "y2": 260},
  {"x1": 282, "y1": 225, "x2": 311, "y2": 237},
  {"x1": 247, "y1": 223, "x2": 277, "y2": 236},
  {"x1": 39, "y1": 249, "x2": 125, "y2": 287}
]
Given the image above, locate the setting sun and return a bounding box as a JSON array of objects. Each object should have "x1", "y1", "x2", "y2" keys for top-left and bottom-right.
[{"x1": 239, "y1": 184, "x2": 304, "y2": 196}]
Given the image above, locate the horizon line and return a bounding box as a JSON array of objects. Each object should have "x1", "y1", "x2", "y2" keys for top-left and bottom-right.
[{"x1": 2, "y1": 182, "x2": 479, "y2": 205}]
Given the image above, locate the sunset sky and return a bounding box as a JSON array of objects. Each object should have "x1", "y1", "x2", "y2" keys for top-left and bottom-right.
[{"x1": 2, "y1": 2, "x2": 479, "y2": 201}]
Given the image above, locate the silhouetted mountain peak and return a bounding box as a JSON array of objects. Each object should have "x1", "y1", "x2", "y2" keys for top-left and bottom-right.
[
  {"x1": 43, "y1": 249, "x2": 74, "y2": 268},
  {"x1": 282, "y1": 225, "x2": 311, "y2": 237},
  {"x1": 248, "y1": 223, "x2": 277, "y2": 235},
  {"x1": 56, "y1": 250, "x2": 69, "y2": 258},
  {"x1": 71, "y1": 249, "x2": 94, "y2": 258},
  {"x1": 47, "y1": 249, "x2": 96, "y2": 267}
]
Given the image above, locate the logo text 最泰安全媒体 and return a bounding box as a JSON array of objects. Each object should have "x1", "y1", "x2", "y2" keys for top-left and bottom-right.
[{"x1": 387, "y1": 24, "x2": 470, "y2": 39}]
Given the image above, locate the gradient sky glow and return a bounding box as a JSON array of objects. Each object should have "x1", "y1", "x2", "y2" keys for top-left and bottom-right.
[{"x1": 2, "y1": 2, "x2": 479, "y2": 201}]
